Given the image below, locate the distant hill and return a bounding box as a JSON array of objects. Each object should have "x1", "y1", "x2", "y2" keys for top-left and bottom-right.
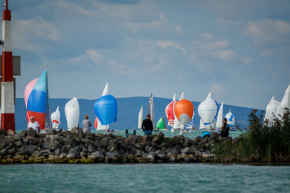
[{"x1": 14, "y1": 97, "x2": 264, "y2": 130}]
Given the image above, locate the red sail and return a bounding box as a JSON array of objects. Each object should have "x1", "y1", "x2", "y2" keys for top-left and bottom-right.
[{"x1": 165, "y1": 100, "x2": 176, "y2": 126}]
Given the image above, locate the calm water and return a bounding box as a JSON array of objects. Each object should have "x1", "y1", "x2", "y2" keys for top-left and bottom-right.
[{"x1": 0, "y1": 163, "x2": 289, "y2": 193}]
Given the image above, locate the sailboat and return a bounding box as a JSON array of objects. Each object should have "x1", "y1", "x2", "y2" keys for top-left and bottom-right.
[
  {"x1": 264, "y1": 95, "x2": 280, "y2": 125},
  {"x1": 225, "y1": 108, "x2": 235, "y2": 131},
  {"x1": 95, "y1": 83, "x2": 109, "y2": 131},
  {"x1": 275, "y1": 84, "x2": 290, "y2": 121},
  {"x1": 148, "y1": 92, "x2": 156, "y2": 131},
  {"x1": 186, "y1": 112, "x2": 195, "y2": 131},
  {"x1": 138, "y1": 106, "x2": 143, "y2": 130},
  {"x1": 165, "y1": 93, "x2": 176, "y2": 127},
  {"x1": 51, "y1": 106, "x2": 61, "y2": 130},
  {"x1": 65, "y1": 97, "x2": 80, "y2": 131},
  {"x1": 156, "y1": 116, "x2": 167, "y2": 130},
  {"x1": 198, "y1": 92, "x2": 218, "y2": 131},
  {"x1": 94, "y1": 82, "x2": 118, "y2": 132},
  {"x1": 171, "y1": 92, "x2": 184, "y2": 132},
  {"x1": 24, "y1": 69, "x2": 51, "y2": 130},
  {"x1": 215, "y1": 102, "x2": 224, "y2": 132}
]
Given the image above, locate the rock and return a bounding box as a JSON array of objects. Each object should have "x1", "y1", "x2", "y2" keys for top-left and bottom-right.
[
  {"x1": 7, "y1": 148, "x2": 15, "y2": 155},
  {"x1": 23, "y1": 136, "x2": 30, "y2": 143},
  {"x1": 182, "y1": 147, "x2": 193, "y2": 155},
  {"x1": 10, "y1": 134, "x2": 22, "y2": 141},
  {"x1": 80, "y1": 152, "x2": 87, "y2": 157},
  {"x1": 71, "y1": 127, "x2": 84, "y2": 138},
  {"x1": 0, "y1": 129, "x2": 8, "y2": 135},
  {"x1": 46, "y1": 129, "x2": 56, "y2": 135},
  {"x1": 42, "y1": 143, "x2": 51, "y2": 149},
  {"x1": 27, "y1": 129, "x2": 37, "y2": 137},
  {"x1": 31, "y1": 150, "x2": 40, "y2": 158},
  {"x1": 59, "y1": 153, "x2": 67, "y2": 158},
  {"x1": 20, "y1": 130, "x2": 27, "y2": 137},
  {"x1": 69, "y1": 149, "x2": 77, "y2": 155},
  {"x1": 101, "y1": 136, "x2": 110, "y2": 146},
  {"x1": 96, "y1": 133, "x2": 106, "y2": 138},
  {"x1": 14, "y1": 154, "x2": 24, "y2": 161},
  {"x1": 152, "y1": 136, "x2": 160, "y2": 143},
  {"x1": 54, "y1": 148, "x2": 61, "y2": 156},
  {"x1": 155, "y1": 150, "x2": 166, "y2": 160},
  {"x1": 158, "y1": 132, "x2": 165, "y2": 140},
  {"x1": 145, "y1": 146, "x2": 150, "y2": 153},
  {"x1": 88, "y1": 145, "x2": 95, "y2": 153},
  {"x1": 146, "y1": 154, "x2": 155, "y2": 161},
  {"x1": 66, "y1": 153, "x2": 76, "y2": 159},
  {"x1": 81, "y1": 138, "x2": 90, "y2": 143},
  {"x1": 143, "y1": 135, "x2": 154, "y2": 141},
  {"x1": 128, "y1": 135, "x2": 139, "y2": 141},
  {"x1": 25, "y1": 146, "x2": 36, "y2": 155},
  {"x1": 15, "y1": 140, "x2": 23, "y2": 147},
  {"x1": 134, "y1": 143, "x2": 142, "y2": 149},
  {"x1": 105, "y1": 150, "x2": 118, "y2": 158}
]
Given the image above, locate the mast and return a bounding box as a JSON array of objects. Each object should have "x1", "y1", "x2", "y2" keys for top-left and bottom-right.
[{"x1": 45, "y1": 66, "x2": 51, "y2": 129}]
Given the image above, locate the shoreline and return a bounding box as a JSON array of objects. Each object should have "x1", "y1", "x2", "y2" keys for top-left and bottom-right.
[{"x1": 0, "y1": 128, "x2": 289, "y2": 164}]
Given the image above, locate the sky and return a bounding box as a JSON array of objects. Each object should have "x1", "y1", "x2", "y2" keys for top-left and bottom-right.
[{"x1": 4, "y1": 0, "x2": 290, "y2": 109}]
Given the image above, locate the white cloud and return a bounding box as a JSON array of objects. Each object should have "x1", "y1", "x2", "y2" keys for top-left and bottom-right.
[
  {"x1": 260, "y1": 47, "x2": 290, "y2": 57},
  {"x1": 13, "y1": 17, "x2": 59, "y2": 51},
  {"x1": 156, "y1": 40, "x2": 186, "y2": 52},
  {"x1": 86, "y1": 49, "x2": 103, "y2": 65},
  {"x1": 175, "y1": 24, "x2": 182, "y2": 34},
  {"x1": 243, "y1": 19, "x2": 290, "y2": 45},
  {"x1": 210, "y1": 83, "x2": 225, "y2": 102},
  {"x1": 211, "y1": 50, "x2": 236, "y2": 62},
  {"x1": 203, "y1": 39, "x2": 230, "y2": 50},
  {"x1": 200, "y1": 33, "x2": 213, "y2": 40},
  {"x1": 240, "y1": 57, "x2": 252, "y2": 65}
]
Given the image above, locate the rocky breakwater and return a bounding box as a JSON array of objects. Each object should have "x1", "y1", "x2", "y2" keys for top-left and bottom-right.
[{"x1": 0, "y1": 128, "x2": 236, "y2": 164}]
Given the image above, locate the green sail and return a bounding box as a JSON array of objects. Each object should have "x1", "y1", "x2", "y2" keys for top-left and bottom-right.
[{"x1": 156, "y1": 116, "x2": 166, "y2": 130}]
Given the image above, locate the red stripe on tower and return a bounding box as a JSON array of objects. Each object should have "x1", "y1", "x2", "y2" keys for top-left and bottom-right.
[{"x1": 1, "y1": 0, "x2": 15, "y2": 132}]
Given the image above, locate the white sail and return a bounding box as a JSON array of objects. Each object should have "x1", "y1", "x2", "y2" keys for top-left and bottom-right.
[
  {"x1": 97, "y1": 83, "x2": 110, "y2": 130},
  {"x1": 225, "y1": 108, "x2": 235, "y2": 126},
  {"x1": 179, "y1": 92, "x2": 184, "y2": 100},
  {"x1": 148, "y1": 92, "x2": 155, "y2": 128},
  {"x1": 275, "y1": 84, "x2": 290, "y2": 121},
  {"x1": 264, "y1": 95, "x2": 280, "y2": 124},
  {"x1": 138, "y1": 106, "x2": 143, "y2": 129},
  {"x1": 186, "y1": 112, "x2": 195, "y2": 129},
  {"x1": 65, "y1": 97, "x2": 80, "y2": 130},
  {"x1": 198, "y1": 92, "x2": 218, "y2": 125},
  {"x1": 199, "y1": 119, "x2": 206, "y2": 129},
  {"x1": 45, "y1": 67, "x2": 51, "y2": 129},
  {"x1": 173, "y1": 93, "x2": 176, "y2": 101},
  {"x1": 216, "y1": 102, "x2": 224, "y2": 128},
  {"x1": 51, "y1": 106, "x2": 61, "y2": 129}
]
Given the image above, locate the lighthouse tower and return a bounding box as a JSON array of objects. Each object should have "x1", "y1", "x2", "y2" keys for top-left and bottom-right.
[{"x1": 1, "y1": 0, "x2": 15, "y2": 132}]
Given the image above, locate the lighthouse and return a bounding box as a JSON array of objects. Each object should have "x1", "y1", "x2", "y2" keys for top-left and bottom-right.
[{"x1": 1, "y1": 0, "x2": 15, "y2": 132}]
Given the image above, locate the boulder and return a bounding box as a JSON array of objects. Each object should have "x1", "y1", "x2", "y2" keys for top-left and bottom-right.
[
  {"x1": 14, "y1": 140, "x2": 23, "y2": 147},
  {"x1": 66, "y1": 153, "x2": 76, "y2": 159},
  {"x1": 46, "y1": 129, "x2": 56, "y2": 135},
  {"x1": 8, "y1": 148, "x2": 16, "y2": 155},
  {"x1": 71, "y1": 127, "x2": 84, "y2": 138},
  {"x1": 158, "y1": 132, "x2": 165, "y2": 140},
  {"x1": 0, "y1": 148, "x2": 8, "y2": 155},
  {"x1": 128, "y1": 135, "x2": 139, "y2": 141},
  {"x1": 0, "y1": 129, "x2": 8, "y2": 136},
  {"x1": 152, "y1": 136, "x2": 160, "y2": 143},
  {"x1": 59, "y1": 153, "x2": 67, "y2": 158},
  {"x1": 155, "y1": 150, "x2": 166, "y2": 160},
  {"x1": 25, "y1": 146, "x2": 36, "y2": 155},
  {"x1": 23, "y1": 136, "x2": 30, "y2": 143},
  {"x1": 31, "y1": 150, "x2": 40, "y2": 158},
  {"x1": 105, "y1": 150, "x2": 118, "y2": 158},
  {"x1": 54, "y1": 148, "x2": 61, "y2": 156},
  {"x1": 10, "y1": 134, "x2": 22, "y2": 141},
  {"x1": 81, "y1": 138, "x2": 90, "y2": 143},
  {"x1": 27, "y1": 129, "x2": 37, "y2": 137},
  {"x1": 182, "y1": 147, "x2": 193, "y2": 155},
  {"x1": 41, "y1": 143, "x2": 51, "y2": 149}
]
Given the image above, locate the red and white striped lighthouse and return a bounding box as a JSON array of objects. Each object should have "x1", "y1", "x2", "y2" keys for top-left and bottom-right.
[{"x1": 1, "y1": 0, "x2": 15, "y2": 132}]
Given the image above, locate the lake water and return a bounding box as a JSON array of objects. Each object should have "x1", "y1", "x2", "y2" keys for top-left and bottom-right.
[{"x1": 0, "y1": 163, "x2": 289, "y2": 193}]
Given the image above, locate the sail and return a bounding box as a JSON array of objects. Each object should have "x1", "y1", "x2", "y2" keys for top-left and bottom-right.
[
  {"x1": 225, "y1": 108, "x2": 235, "y2": 126},
  {"x1": 198, "y1": 92, "x2": 218, "y2": 125},
  {"x1": 179, "y1": 92, "x2": 184, "y2": 100},
  {"x1": 45, "y1": 68, "x2": 51, "y2": 129},
  {"x1": 94, "y1": 94, "x2": 118, "y2": 125},
  {"x1": 25, "y1": 69, "x2": 47, "y2": 129},
  {"x1": 275, "y1": 84, "x2": 290, "y2": 120},
  {"x1": 94, "y1": 117, "x2": 98, "y2": 129},
  {"x1": 148, "y1": 92, "x2": 155, "y2": 128},
  {"x1": 156, "y1": 116, "x2": 166, "y2": 130},
  {"x1": 173, "y1": 116, "x2": 181, "y2": 130},
  {"x1": 186, "y1": 112, "x2": 195, "y2": 129},
  {"x1": 174, "y1": 99, "x2": 194, "y2": 125},
  {"x1": 51, "y1": 106, "x2": 61, "y2": 129},
  {"x1": 199, "y1": 119, "x2": 206, "y2": 129},
  {"x1": 138, "y1": 106, "x2": 143, "y2": 129},
  {"x1": 216, "y1": 102, "x2": 224, "y2": 128},
  {"x1": 97, "y1": 83, "x2": 110, "y2": 130},
  {"x1": 264, "y1": 95, "x2": 280, "y2": 124},
  {"x1": 65, "y1": 97, "x2": 80, "y2": 130},
  {"x1": 165, "y1": 93, "x2": 176, "y2": 126}
]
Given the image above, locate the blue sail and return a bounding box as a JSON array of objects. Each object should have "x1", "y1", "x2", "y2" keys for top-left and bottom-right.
[{"x1": 94, "y1": 94, "x2": 118, "y2": 125}]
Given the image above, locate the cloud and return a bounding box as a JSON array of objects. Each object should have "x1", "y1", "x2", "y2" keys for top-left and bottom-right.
[
  {"x1": 240, "y1": 57, "x2": 252, "y2": 65},
  {"x1": 260, "y1": 47, "x2": 290, "y2": 57},
  {"x1": 200, "y1": 33, "x2": 213, "y2": 40},
  {"x1": 210, "y1": 83, "x2": 225, "y2": 102},
  {"x1": 243, "y1": 19, "x2": 290, "y2": 46},
  {"x1": 175, "y1": 24, "x2": 182, "y2": 34},
  {"x1": 13, "y1": 17, "x2": 59, "y2": 51},
  {"x1": 211, "y1": 50, "x2": 236, "y2": 62},
  {"x1": 86, "y1": 49, "x2": 103, "y2": 65},
  {"x1": 156, "y1": 40, "x2": 186, "y2": 52}
]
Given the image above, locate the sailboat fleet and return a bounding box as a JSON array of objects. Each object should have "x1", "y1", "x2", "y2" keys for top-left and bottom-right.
[{"x1": 23, "y1": 68, "x2": 289, "y2": 134}]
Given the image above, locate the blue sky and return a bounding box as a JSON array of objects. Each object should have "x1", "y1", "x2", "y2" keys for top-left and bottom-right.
[{"x1": 6, "y1": 0, "x2": 290, "y2": 109}]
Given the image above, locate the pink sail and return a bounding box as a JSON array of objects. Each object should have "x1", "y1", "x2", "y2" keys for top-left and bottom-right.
[{"x1": 24, "y1": 78, "x2": 38, "y2": 108}]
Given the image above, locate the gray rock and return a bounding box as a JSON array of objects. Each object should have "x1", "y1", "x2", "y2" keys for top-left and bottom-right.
[
  {"x1": 45, "y1": 136, "x2": 51, "y2": 141},
  {"x1": 15, "y1": 140, "x2": 23, "y2": 147},
  {"x1": 31, "y1": 150, "x2": 40, "y2": 158},
  {"x1": 88, "y1": 145, "x2": 95, "y2": 153},
  {"x1": 0, "y1": 129, "x2": 8, "y2": 135},
  {"x1": 27, "y1": 129, "x2": 37, "y2": 137},
  {"x1": 155, "y1": 150, "x2": 166, "y2": 160},
  {"x1": 42, "y1": 143, "x2": 51, "y2": 149},
  {"x1": 66, "y1": 153, "x2": 76, "y2": 159},
  {"x1": 23, "y1": 136, "x2": 30, "y2": 143},
  {"x1": 158, "y1": 132, "x2": 165, "y2": 140},
  {"x1": 145, "y1": 146, "x2": 150, "y2": 153},
  {"x1": 11, "y1": 134, "x2": 22, "y2": 141},
  {"x1": 8, "y1": 148, "x2": 16, "y2": 155},
  {"x1": 71, "y1": 127, "x2": 84, "y2": 138},
  {"x1": 69, "y1": 149, "x2": 77, "y2": 155},
  {"x1": 20, "y1": 130, "x2": 27, "y2": 137},
  {"x1": 105, "y1": 150, "x2": 118, "y2": 158},
  {"x1": 119, "y1": 141, "x2": 127, "y2": 149},
  {"x1": 54, "y1": 148, "x2": 61, "y2": 156},
  {"x1": 59, "y1": 153, "x2": 67, "y2": 158},
  {"x1": 134, "y1": 143, "x2": 142, "y2": 149},
  {"x1": 182, "y1": 147, "x2": 193, "y2": 155},
  {"x1": 0, "y1": 148, "x2": 8, "y2": 155},
  {"x1": 80, "y1": 152, "x2": 87, "y2": 157},
  {"x1": 128, "y1": 135, "x2": 139, "y2": 141},
  {"x1": 46, "y1": 129, "x2": 56, "y2": 135},
  {"x1": 91, "y1": 151, "x2": 103, "y2": 157},
  {"x1": 81, "y1": 138, "x2": 90, "y2": 143},
  {"x1": 25, "y1": 146, "x2": 36, "y2": 155}
]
